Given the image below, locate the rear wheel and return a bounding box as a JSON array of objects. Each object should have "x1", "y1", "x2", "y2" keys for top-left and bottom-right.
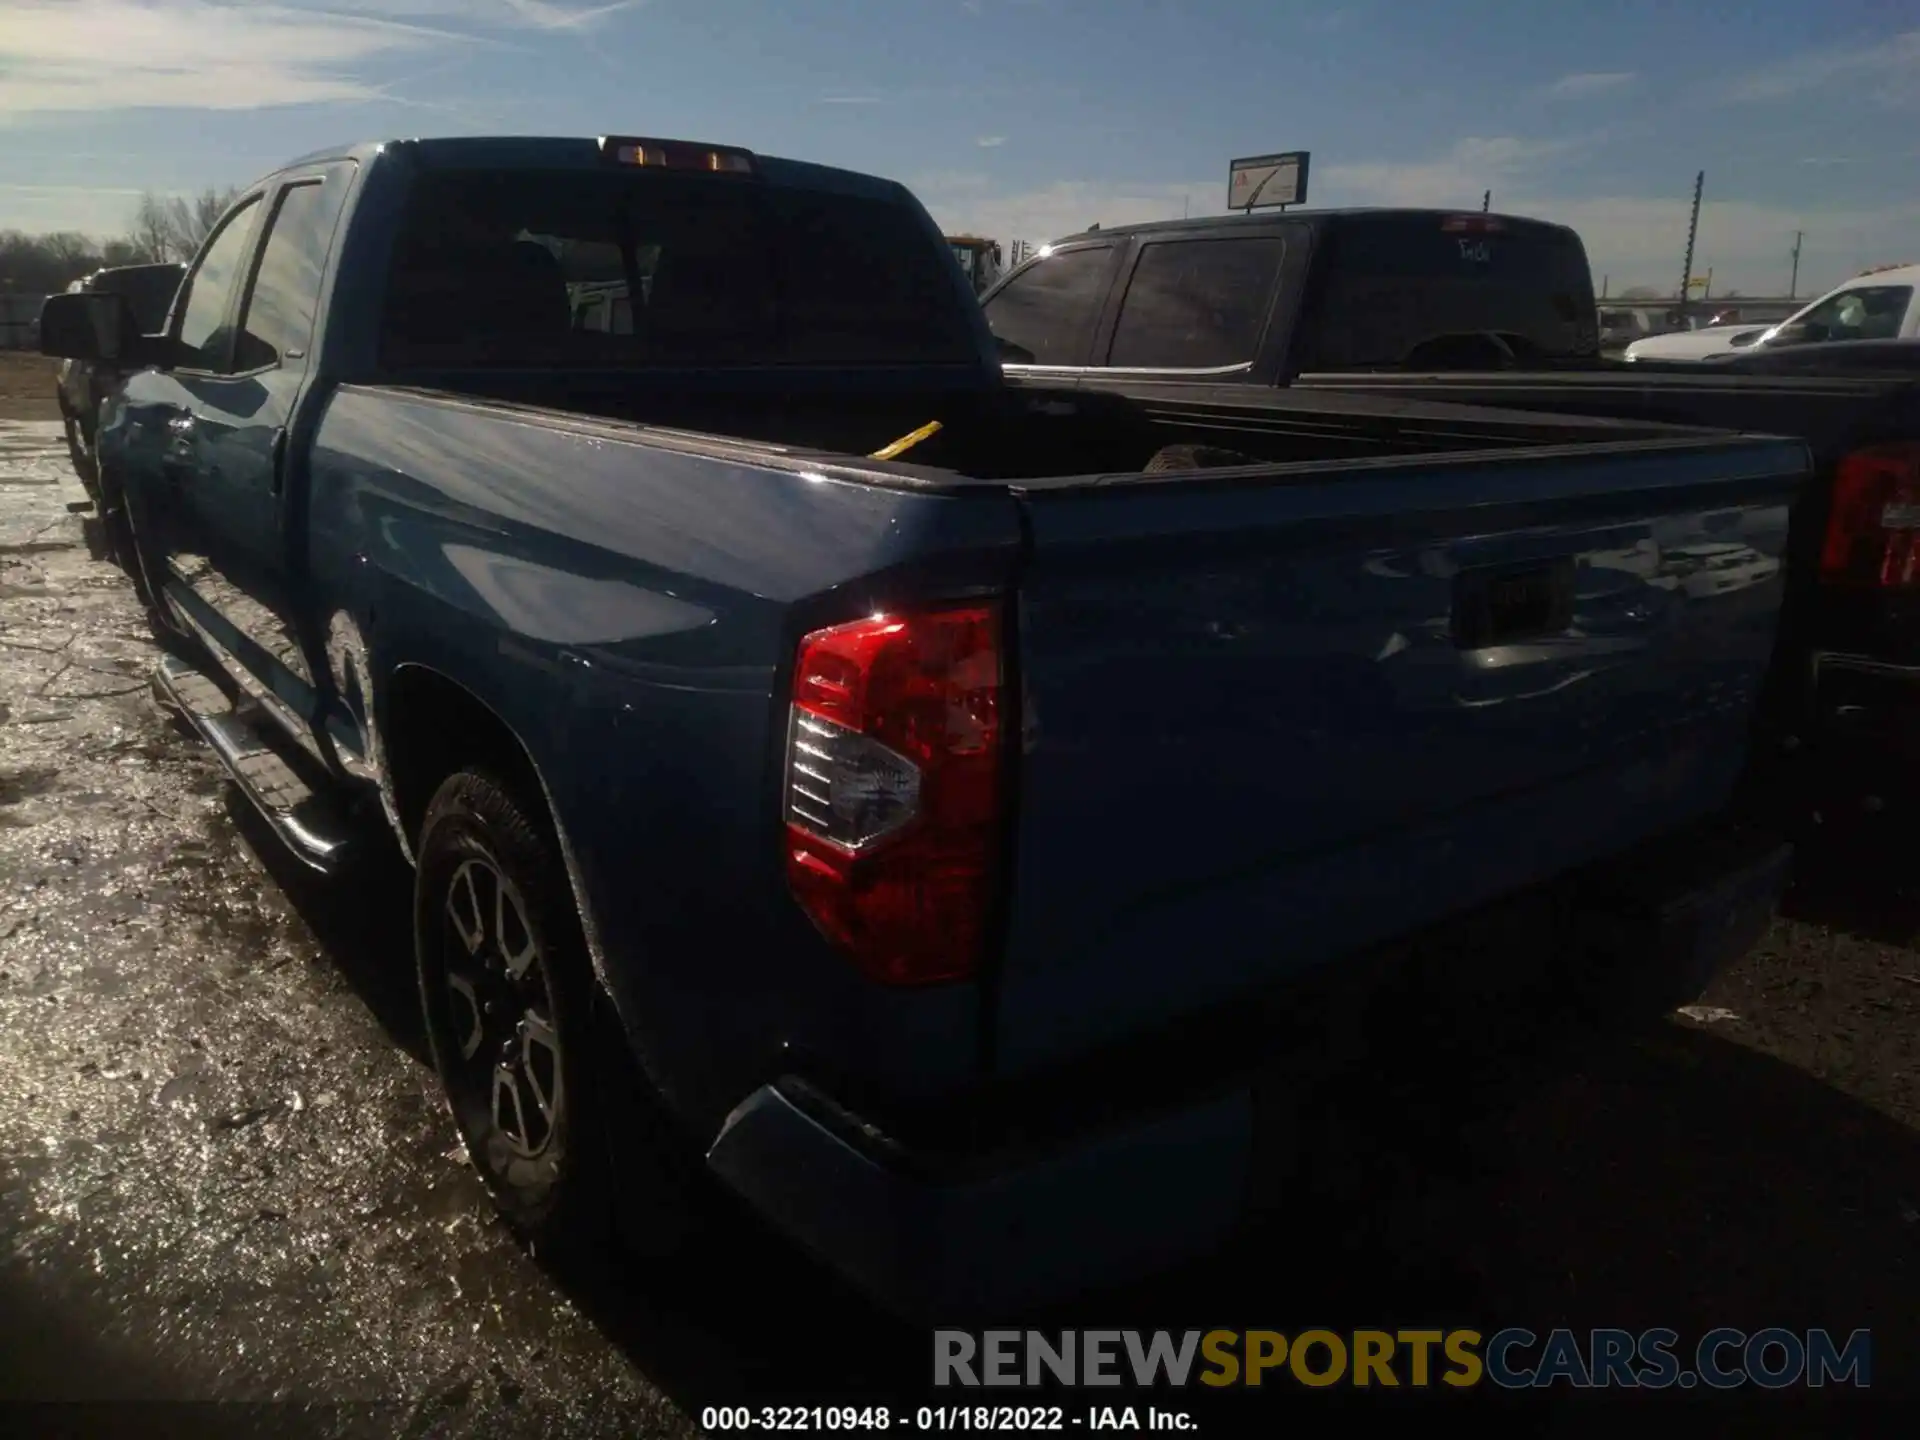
[
  {"x1": 414, "y1": 769, "x2": 705, "y2": 1262},
  {"x1": 416, "y1": 771, "x2": 603, "y2": 1244}
]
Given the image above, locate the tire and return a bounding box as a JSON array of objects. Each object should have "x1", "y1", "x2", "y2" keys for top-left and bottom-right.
[
  {"x1": 1144, "y1": 443, "x2": 1256, "y2": 473},
  {"x1": 60, "y1": 407, "x2": 100, "y2": 498},
  {"x1": 102, "y1": 471, "x2": 193, "y2": 654},
  {"x1": 413, "y1": 769, "x2": 703, "y2": 1264}
]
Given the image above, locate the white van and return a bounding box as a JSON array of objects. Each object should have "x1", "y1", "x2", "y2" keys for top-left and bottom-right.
[{"x1": 1625, "y1": 264, "x2": 1920, "y2": 362}]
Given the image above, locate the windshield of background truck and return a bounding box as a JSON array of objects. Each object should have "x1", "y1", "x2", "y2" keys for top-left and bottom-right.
[
  {"x1": 379, "y1": 169, "x2": 978, "y2": 368},
  {"x1": 1297, "y1": 215, "x2": 1597, "y2": 369}
]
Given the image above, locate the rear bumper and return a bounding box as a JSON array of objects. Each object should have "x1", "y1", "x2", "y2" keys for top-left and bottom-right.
[
  {"x1": 705, "y1": 1080, "x2": 1252, "y2": 1322},
  {"x1": 1795, "y1": 652, "x2": 1920, "y2": 814},
  {"x1": 699, "y1": 819, "x2": 1790, "y2": 1322}
]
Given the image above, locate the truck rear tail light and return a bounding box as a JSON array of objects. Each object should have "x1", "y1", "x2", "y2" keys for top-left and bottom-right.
[
  {"x1": 1820, "y1": 443, "x2": 1920, "y2": 589},
  {"x1": 783, "y1": 605, "x2": 1004, "y2": 986},
  {"x1": 598, "y1": 135, "x2": 755, "y2": 173}
]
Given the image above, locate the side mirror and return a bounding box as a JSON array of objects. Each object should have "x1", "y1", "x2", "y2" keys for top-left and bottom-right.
[
  {"x1": 39, "y1": 292, "x2": 125, "y2": 362},
  {"x1": 992, "y1": 333, "x2": 1036, "y2": 364},
  {"x1": 38, "y1": 291, "x2": 166, "y2": 367}
]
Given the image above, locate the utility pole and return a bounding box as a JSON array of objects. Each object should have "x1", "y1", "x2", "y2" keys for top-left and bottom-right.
[
  {"x1": 1789, "y1": 230, "x2": 1803, "y2": 298},
  {"x1": 1601, "y1": 274, "x2": 1609, "y2": 299},
  {"x1": 1678, "y1": 170, "x2": 1704, "y2": 324},
  {"x1": 1482, "y1": 189, "x2": 1491, "y2": 212}
]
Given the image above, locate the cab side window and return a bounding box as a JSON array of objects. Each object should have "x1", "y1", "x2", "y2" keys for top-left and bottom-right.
[
  {"x1": 174, "y1": 197, "x2": 262, "y2": 371},
  {"x1": 982, "y1": 244, "x2": 1116, "y2": 365},
  {"x1": 1106, "y1": 237, "x2": 1286, "y2": 369},
  {"x1": 233, "y1": 176, "x2": 350, "y2": 372}
]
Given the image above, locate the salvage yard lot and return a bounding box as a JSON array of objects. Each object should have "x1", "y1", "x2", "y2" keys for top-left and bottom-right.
[
  {"x1": 0, "y1": 353, "x2": 62, "y2": 423},
  {"x1": 0, "y1": 413, "x2": 1916, "y2": 1433}
]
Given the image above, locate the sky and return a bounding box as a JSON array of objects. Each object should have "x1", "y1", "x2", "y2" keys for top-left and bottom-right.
[{"x1": 0, "y1": 0, "x2": 1915, "y2": 296}]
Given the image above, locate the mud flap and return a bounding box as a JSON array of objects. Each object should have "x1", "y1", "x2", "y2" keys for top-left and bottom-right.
[{"x1": 1568, "y1": 830, "x2": 1793, "y2": 1020}]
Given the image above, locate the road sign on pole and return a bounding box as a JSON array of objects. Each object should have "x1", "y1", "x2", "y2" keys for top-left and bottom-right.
[{"x1": 1228, "y1": 152, "x2": 1309, "y2": 213}]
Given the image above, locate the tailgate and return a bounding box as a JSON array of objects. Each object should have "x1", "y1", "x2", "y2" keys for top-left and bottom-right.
[{"x1": 993, "y1": 436, "x2": 1808, "y2": 1075}]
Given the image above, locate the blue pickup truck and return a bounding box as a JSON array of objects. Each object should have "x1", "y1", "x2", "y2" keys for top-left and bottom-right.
[{"x1": 40, "y1": 135, "x2": 1804, "y2": 1319}]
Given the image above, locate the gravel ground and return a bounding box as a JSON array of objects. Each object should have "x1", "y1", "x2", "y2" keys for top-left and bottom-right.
[
  {"x1": 0, "y1": 354, "x2": 62, "y2": 422},
  {"x1": 1, "y1": 416, "x2": 1917, "y2": 1435}
]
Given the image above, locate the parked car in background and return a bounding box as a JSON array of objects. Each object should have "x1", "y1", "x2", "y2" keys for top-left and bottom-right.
[
  {"x1": 1621, "y1": 319, "x2": 1774, "y2": 362},
  {"x1": 1703, "y1": 339, "x2": 1920, "y2": 374},
  {"x1": 1598, "y1": 307, "x2": 1663, "y2": 352},
  {"x1": 976, "y1": 207, "x2": 1920, "y2": 831},
  {"x1": 44, "y1": 139, "x2": 1800, "y2": 1319},
  {"x1": 1625, "y1": 265, "x2": 1920, "y2": 363},
  {"x1": 982, "y1": 208, "x2": 1604, "y2": 375},
  {"x1": 53, "y1": 261, "x2": 184, "y2": 498},
  {"x1": 1750, "y1": 264, "x2": 1920, "y2": 349}
]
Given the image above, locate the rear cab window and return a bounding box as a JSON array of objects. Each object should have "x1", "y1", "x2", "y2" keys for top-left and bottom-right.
[
  {"x1": 1105, "y1": 235, "x2": 1287, "y2": 370},
  {"x1": 378, "y1": 168, "x2": 980, "y2": 370},
  {"x1": 1295, "y1": 213, "x2": 1598, "y2": 369}
]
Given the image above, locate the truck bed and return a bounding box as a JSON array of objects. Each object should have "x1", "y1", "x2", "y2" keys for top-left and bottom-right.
[
  {"x1": 380, "y1": 370, "x2": 1761, "y2": 488},
  {"x1": 318, "y1": 379, "x2": 1808, "y2": 1088}
]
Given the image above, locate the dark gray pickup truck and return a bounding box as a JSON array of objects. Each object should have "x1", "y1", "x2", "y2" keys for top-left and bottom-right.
[{"x1": 53, "y1": 261, "x2": 184, "y2": 498}]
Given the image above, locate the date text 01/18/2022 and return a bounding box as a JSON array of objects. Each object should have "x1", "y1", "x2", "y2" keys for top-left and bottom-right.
[{"x1": 699, "y1": 1406, "x2": 1197, "y2": 1432}]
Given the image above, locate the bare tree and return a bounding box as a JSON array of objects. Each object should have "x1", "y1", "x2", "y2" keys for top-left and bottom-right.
[
  {"x1": 128, "y1": 193, "x2": 175, "y2": 264},
  {"x1": 0, "y1": 230, "x2": 107, "y2": 293},
  {"x1": 127, "y1": 186, "x2": 243, "y2": 263}
]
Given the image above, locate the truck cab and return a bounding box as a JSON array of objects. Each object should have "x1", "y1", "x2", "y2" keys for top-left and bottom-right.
[{"x1": 947, "y1": 234, "x2": 1003, "y2": 295}]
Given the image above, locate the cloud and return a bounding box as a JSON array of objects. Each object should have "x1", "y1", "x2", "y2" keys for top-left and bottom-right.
[
  {"x1": 0, "y1": 1, "x2": 468, "y2": 114},
  {"x1": 976, "y1": 135, "x2": 1007, "y2": 148},
  {"x1": 915, "y1": 176, "x2": 1217, "y2": 251},
  {"x1": 1542, "y1": 71, "x2": 1634, "y2": 99},
  {"x1": 1316, "y1": 134, "x2": 1585, "y2": 208},
  {"x1": 1717, "y1": 28, "x2": 1920, "y2": 105},
  {"x1": 318, "y1": 0, "x2": 641, "y2": 26},
  {"x1": 916, "y1": 134, "x2": 1918, "y2": 296},
  {"x1": 0, "y1": 0, "x2": 641, "y2": 116},
  {"x1": 0, "y1": 181, "x2": 172, "y2": 234}
]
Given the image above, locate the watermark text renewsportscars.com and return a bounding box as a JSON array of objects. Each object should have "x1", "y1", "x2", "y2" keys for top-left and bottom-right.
[{"x1": 933, "y1": 1328, "x2": 1872, "y2": 1390}]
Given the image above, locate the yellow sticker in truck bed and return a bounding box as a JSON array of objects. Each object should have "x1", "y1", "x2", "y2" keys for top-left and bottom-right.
[{"x1": 869, "y1": 420, "x2": 943, "y2": 461}]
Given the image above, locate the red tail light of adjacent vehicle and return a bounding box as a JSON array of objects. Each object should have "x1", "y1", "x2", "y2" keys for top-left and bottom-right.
[
  {"x1": 1820, "y1": 443, "x2": 1920, "y2": 588},
  {"x1": 782, "y1": 605, "x2": 1004, "y2": 985}
]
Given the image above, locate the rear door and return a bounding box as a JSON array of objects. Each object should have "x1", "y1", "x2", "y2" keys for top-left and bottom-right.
[
  {"x1": 153, "y1": 166, "x2": 354, "y2": 756},
  {"x1": 1089, "y1": 227, "x2": 1297, "y2": 382}
]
